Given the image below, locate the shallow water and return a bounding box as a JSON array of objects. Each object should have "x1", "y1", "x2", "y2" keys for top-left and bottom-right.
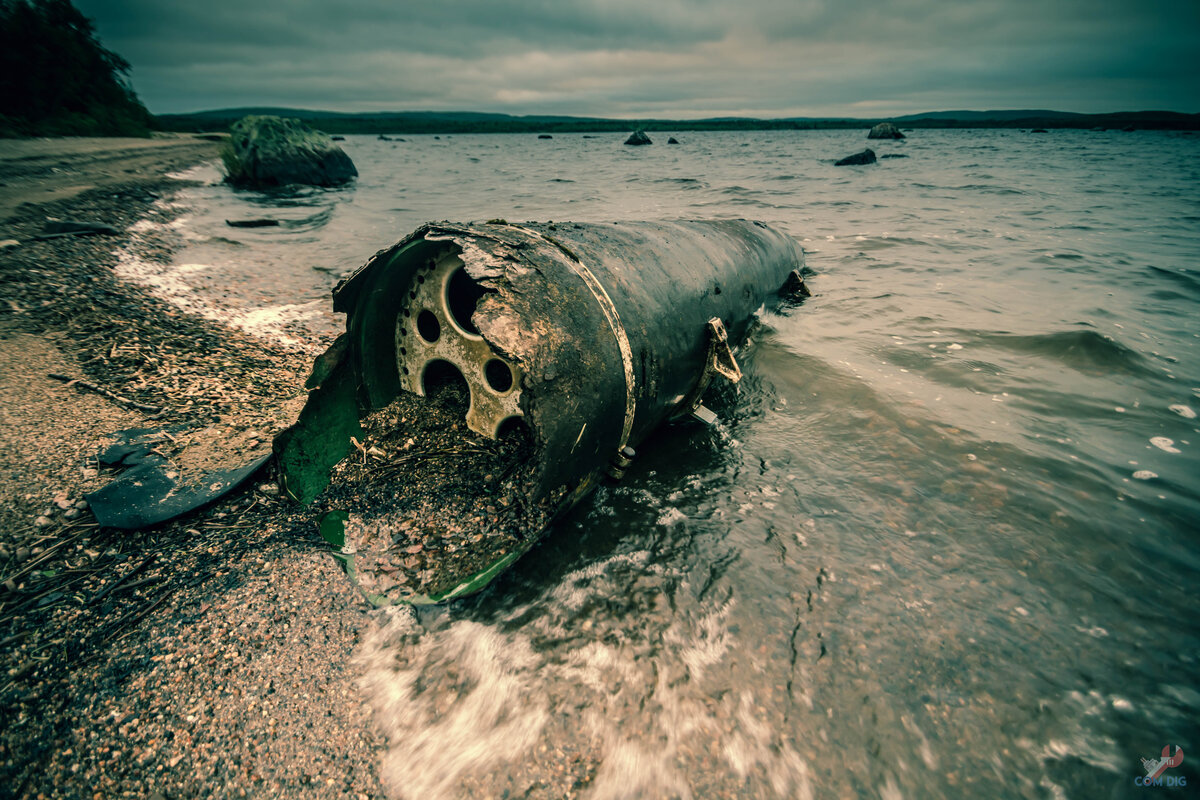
[{"x1": 133, "y1": 129, "x2": 1199, "y2": 797}]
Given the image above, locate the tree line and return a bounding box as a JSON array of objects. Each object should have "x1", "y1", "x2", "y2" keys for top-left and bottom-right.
[{"x1": 0, "y1": 0, "x2": 154, "y2": 137}]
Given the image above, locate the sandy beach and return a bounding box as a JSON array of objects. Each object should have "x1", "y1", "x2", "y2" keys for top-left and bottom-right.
[{"x1": 0, "y1": 137, "x2": 384, "y2": 798}]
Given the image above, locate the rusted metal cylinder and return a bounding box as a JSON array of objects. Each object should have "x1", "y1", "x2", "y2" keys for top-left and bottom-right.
[
  {"x1": 275, "y1": 219, "x2": 806, "y2": 602},
  {"x1": 331, "y1": 219, "x2": 805, "y2": 504}
]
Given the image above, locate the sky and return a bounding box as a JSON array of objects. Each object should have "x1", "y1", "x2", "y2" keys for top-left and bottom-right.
[{"x1": 75, "y1": 0, "x2": 1200, "y2": 119}]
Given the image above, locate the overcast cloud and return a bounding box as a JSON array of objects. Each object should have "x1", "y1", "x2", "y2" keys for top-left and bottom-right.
[{"x1": 75, "y1": 0, "x2": 1200, "y2": 117}]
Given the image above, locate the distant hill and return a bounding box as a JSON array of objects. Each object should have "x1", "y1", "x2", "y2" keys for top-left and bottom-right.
[
  {"x1": 155, "y1": 107, "x2": 1200, "y2": 136},
  {"x1": 893, "y1": 109, "x2": 1081, "y2": 122},
  {"x1": 891, "y1": 109, "x2": 1200, "y2": 129}
]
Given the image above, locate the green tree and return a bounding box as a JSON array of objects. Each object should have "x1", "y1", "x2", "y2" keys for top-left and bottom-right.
[{"x1": 0, "y1": 0, "x2": 154, "y2": 137}]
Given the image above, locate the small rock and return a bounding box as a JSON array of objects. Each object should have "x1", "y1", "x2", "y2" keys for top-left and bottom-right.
[
  {"x1": 624, "y1": 130, "x2": 652, "y2": 146},
  {"x1": 0, "y1": 239, "x2": 19, "y2": 249},
  {"x1": 867, "y1": 122, "x2": 905, "y2": 139},
  {"x1": 257, "y1": 483, "x2": 280, "y2": 496},
  {"x1": 667, "y1": 137, "x2": 680, "y2": 144},
  {"x1": 835, "y1": 148, "x2": 877, "y2": 166},
  {"x1": 538, "y1": 134, "x2": 553, "y2": 139},
  {"x1": 33, "y1": 516, "x2": 52, "y2": 528},
  {"x1": 54, "y1": 494, "x2": 72, "y2": 510},
  {"x1": 75, "y1": 499, "x2": 89, "y2": 510},
  {"x1": 16, "y1": 546, "x2": 31, "y2": 561}
]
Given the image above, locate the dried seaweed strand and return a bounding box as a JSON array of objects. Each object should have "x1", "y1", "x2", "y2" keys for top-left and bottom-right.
[{"x1": 47, "y1": 372, "x2": 164, "y2": 413}]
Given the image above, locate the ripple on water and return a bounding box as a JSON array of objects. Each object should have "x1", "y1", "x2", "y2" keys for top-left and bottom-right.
[{"x1": 970, "y1": 328, "x2": 1157, "y2": 377}]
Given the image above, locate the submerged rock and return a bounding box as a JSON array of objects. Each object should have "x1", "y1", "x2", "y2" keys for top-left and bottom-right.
[
  {"x1": 835, "y1": 148, "x2": 877, "y2": 166},
  {"x1": 868, "y1": 122, "x2": 905, "y2": 139},
  {"x1": 224, "y1": 115, "x2": 357, "y2": 189},
  {"x1": 624, "y1": 130, "x2": 652, "y2": 145}
]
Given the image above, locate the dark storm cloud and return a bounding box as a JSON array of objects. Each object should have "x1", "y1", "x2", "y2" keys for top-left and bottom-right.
[{"x1": 76, "y1": 0, "x2": 1200, "y2": 116}]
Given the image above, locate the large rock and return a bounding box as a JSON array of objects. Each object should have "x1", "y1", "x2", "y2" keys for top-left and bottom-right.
[
  {"x1": 224, "y1": 115, "x2": 357, "y2": 188},
  {"x1": 624, "y1": 130, "x2": 652, "y2": 146},
  {"x1": 835, "y1": 148, "x2": 876, "y2": 166},
  {"x1": 867, "y1": 122, "x2": 905, "y2": 140}
]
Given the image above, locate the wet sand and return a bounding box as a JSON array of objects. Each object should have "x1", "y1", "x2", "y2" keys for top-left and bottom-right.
[{"x1": 0, "y1": 137, "x2": 384, "y2": 798}]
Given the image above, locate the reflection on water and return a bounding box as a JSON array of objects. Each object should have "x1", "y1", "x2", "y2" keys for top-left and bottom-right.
[{"x1": 143, "y1": 130, "x2": 1198, "y2": 797}]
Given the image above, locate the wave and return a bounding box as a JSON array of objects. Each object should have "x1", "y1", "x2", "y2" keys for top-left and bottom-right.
[
  {"x1": 1148, "y1": 265, "x2": 1200, "y2": 296},
  {"x1": 973, "y1": 329, "x2": 1155, "y2": 377}
]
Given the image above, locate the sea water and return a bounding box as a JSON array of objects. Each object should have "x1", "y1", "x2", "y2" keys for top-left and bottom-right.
[{"x1": 126, "y1": 129, "x2": 1200, "y2": 798}]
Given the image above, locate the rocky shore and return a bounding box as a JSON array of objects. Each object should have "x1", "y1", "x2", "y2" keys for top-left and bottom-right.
[{"x1": 0, "y1": 138, "x2": 384, "y2": 798}]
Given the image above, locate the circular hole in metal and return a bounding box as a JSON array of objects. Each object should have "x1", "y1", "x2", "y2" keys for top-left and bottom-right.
[
  {"x1": 496, "y1": 415, "x2": 530, "y2": 441},
  {"x1": 484, "y1": 359, "x2": 514, "y2": 393},
  {"x1": 416, "y1": 310, "x2": 441, "y2": 343},
  {"x1": 447, "y1": 266, "x2": 486, "y2": 335},
  {"x1": 422, "y1": 360, "x2": 470, "y2": 417}
]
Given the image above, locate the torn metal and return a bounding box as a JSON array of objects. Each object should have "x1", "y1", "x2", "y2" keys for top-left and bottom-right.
[
  {"x1": 86, "y1": 428, "x2": 270, "y2": 530},
  {"x1": 277, "y1": 219, "x2": 807, "y2": 602}
]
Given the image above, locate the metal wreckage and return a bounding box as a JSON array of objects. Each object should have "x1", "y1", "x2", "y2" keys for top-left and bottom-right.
[
  {"x1": 273, "y1": 218, "x2": 810, "y2": 604},
  {"x1": 86, "y1": 218, "x2": 810, "y2": 604}
]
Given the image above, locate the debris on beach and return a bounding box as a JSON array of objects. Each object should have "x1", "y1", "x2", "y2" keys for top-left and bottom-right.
[
  {"x1": 34, "y1": 219, "x2": 121, "y2": 240},
  {"x1": 226, "y1": 217, "x2": 281, "y2": 228},
  {"x1": 278, "y1": 219, "x2": 808, "y2": 604},
  {"x1": 86, "y1": 427, "x2": 272, "y2": 529}
]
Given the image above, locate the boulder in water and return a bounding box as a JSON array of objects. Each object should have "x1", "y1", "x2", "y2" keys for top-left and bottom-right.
[
  {"x1": 868, "y1": 122, "x2": 905, "y2": 140},
  {"x1": 624, "y1": 130, "x2": 652, "y2": 146},
  {"x1": 835, "y1": 148, "x2": 876, "y2": 166},
  {"x1": 224, "y1": 115, "x2": 357, "y2": 188}
]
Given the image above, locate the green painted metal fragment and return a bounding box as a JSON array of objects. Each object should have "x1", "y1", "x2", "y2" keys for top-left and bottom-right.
[
  {"x1": 319, "y1": 509, "x2": 348, "y2": 548},
  {"x1": 274, "y1": 360, "x2": 362, "y2": 504}
]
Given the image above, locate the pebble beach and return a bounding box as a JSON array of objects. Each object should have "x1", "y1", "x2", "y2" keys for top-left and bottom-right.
[{"x1": 0, "y1": 136, "x2": 386, "y2": 799}]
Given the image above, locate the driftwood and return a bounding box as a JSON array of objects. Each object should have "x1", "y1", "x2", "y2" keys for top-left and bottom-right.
[{"x1": 47, "y1": 372, "x2": 164, "y2": 414}]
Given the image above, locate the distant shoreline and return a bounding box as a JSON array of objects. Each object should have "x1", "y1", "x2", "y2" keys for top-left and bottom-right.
[{"x1": 154, "y1": 108, "x2": 1200, "y2": 136}]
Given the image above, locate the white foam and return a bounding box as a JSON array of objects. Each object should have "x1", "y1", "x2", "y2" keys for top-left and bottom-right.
[
  {"x1": 354, "y1": 552, "x2": 812, "y2": 799},
  {"x1": 1150, "y1": 437, "x2": 1181, "y2": 454},
  {"x1": 113, "y1": 247, "x2": 320, "y2": 349}
]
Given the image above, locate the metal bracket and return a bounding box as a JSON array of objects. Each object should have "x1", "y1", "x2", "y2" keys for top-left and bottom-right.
[{"x1": 676, "y1": 317, "x2": 742, "y2": 423}]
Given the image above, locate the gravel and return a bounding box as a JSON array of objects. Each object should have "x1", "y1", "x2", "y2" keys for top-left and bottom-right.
[{"x1": 0, "y1": 144, "x2": 385, "y2": 798}]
